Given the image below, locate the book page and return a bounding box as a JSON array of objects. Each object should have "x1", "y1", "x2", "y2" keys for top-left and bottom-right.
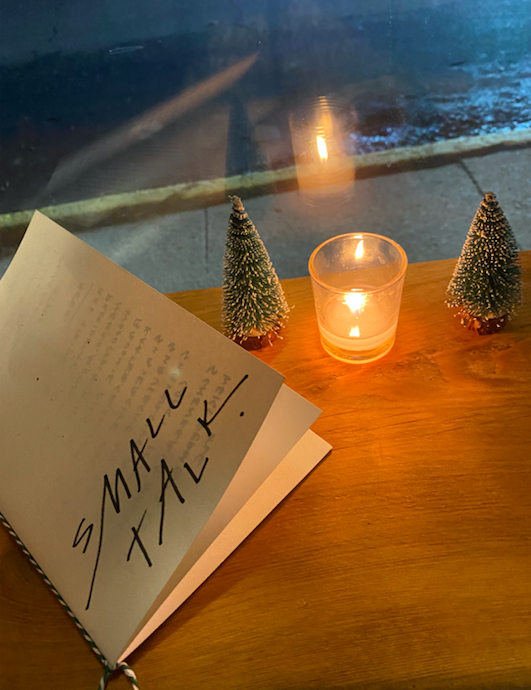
[
  {"x1": 0, "y1": 212, "x2": 284, "y2": 665},
  {"x1": 122, "y1": 428, "x2": 331, "y2": 660},
  {"x1": 124, "y1": 384, "x2": 323, "y2": 653}
]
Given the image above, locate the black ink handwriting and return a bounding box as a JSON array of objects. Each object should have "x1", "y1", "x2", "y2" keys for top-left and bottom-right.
[
  {"x1": 146, "y1": 415, "x2": 165, "y2": 438},
  {"x1": 126, "y1": 509, "x2": 152, "y2": 567},
  {"x1": 73, "y1": 518, "x2": 93, "y2": 554},
  {"x1": 197, "y1": 374, "x2": 248, "y2": 437},
  {"x1": 85, "y1": 469, "x2": 132, "y2": 610},
  {"x1": 165, "y1": 386, "x2": 187, "y2": 410},
  {"x1": 159, "y1": 458, "x2": 185, "y2": 545},
  {"x1": 184, "y1": 457, "x2": 209, "y2": 484},
  {"x1": 130, "y1": 438, "x2": 151, "y2": 492}
]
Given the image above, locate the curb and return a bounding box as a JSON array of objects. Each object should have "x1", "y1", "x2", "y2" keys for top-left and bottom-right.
[{"x1": 1, "y1": 127, "x2": 530, "y2": 245}]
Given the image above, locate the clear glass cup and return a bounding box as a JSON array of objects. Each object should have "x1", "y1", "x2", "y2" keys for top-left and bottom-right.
[
  {"x1": 309, "y1": 233, "x2": 408, "y2": 363},
  {"x1": 289, "y1": 97, "x2": 356, "y2": 206}
]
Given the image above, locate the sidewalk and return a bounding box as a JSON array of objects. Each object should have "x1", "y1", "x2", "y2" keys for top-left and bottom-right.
[{"x1": 1, "y1": 147, "x2": 530, "y2": 293}]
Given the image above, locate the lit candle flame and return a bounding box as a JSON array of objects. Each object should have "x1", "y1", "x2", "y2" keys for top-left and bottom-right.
[
  {"x1": 344, "y1": 291, "x2": 366, "y2": 313},
  {"x1": 355, "y1": 240, "x2": 364, "y2": 259},
  {"x1": 349, "y1": 326, "x2": 360, "y2": 337},
  {"x1": 316, "y1": 135, "x2": 328, "y2": 161}
]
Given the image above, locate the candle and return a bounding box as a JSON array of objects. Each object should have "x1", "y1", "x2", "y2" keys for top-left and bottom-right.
[
  {"x1": 289, "y1": 97, "x2": 356, "y2": 206},
  {"x1": 309, "y1": 234, "x2": 408, "y2": 363},
  {"x1": 319, "y1": 292, "x2": 400, "y2": 360}
]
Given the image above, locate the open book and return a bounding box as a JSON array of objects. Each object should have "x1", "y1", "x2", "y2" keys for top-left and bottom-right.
[{"x1": 0, "y1": 212, "x2": 331, "y2": 675}]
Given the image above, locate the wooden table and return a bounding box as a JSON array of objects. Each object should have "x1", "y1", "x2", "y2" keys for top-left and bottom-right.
[{"x1": 2, "y1": 254, "x2": 531, "y2": 690}]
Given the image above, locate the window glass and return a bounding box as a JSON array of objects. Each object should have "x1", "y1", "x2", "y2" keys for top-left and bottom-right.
[{"x1": 1, "y1": 0, "x2": 530, "y2": 290}]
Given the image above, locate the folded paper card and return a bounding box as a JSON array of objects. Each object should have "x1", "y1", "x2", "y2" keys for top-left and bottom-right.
[{"x1": 0, "y1": 212, "x2": 331, "y2": 678}]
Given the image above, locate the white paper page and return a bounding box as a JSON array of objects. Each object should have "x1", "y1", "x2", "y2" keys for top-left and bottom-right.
[
  {"x1": 0, "y1": 212, "x2": 283, "y2": 665},
  {"x1": 125, "y1": 384, "x2": 321, "y2": 650},
  {"x1": 121, "y1": 429, "x2": 331, "y2": 660}
]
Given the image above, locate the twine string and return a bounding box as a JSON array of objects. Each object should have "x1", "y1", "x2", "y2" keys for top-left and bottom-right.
[
  {"x1": 99, "y1": 662, "x2": 139, "y2": 689},
  {"x1": 0, "y1": 511, "x2": 139, "y2": 688}
]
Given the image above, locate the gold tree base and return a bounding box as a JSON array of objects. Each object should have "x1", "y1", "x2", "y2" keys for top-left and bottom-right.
[
  {"x1": 459, "y1": 310, "x2": 508, "y2": 335},
  {"x1": 233, "y1": 330, "x2": 278, "y2": 350}
]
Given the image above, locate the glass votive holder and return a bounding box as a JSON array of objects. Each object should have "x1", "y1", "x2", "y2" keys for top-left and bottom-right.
[
  {"x1": 309, "y1": 233, "x2": 408, "y2": 363},
  {"x1": 289, "y1": 96, "x2": 356, "y2": 206}
]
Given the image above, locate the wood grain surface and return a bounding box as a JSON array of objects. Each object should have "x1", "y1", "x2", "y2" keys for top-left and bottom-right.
[{"x1": 1, "y1": 253, "x2": 531, "y2": 690}]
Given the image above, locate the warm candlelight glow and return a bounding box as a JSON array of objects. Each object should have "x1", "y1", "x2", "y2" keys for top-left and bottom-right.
[
  {"x1": 316, "y1": 135, "x2": 328, "y2": 161},
  {"x1": 344, "y1": 291, "x2": 366, "y2": 313},
  {"x1": 289, "y1": 98, "x2": 356, "y2": 205},
  {"x1": 309, "y1": 233, "x2": 408, "y2": 363}
]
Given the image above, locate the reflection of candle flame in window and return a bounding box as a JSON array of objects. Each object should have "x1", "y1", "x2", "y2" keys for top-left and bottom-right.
[
  {"x1": 355, "y1": 240, "x2": 364, "y2": 259},
  {"x1": 349, "y1": 326, "x2": 360, "y2": 337},
  {"x1": 316, "y1": 135, "x2": 328, "y2": 161},
  {"x1": 344, "y1": 291, "x2": 366, "y2": 313}
]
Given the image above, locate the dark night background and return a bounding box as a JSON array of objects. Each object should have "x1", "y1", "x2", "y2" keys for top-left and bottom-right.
[{"x1": 0, "y1": 0, "x2": 530, "y2": 212}]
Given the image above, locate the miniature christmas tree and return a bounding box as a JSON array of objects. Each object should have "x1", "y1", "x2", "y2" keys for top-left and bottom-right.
[
  {"x1": 446, "y1": 191, "x2": 521, "y2": 335},
  {"x1": 222, "y1": 196, "x2": 290, "y2": 350}
]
